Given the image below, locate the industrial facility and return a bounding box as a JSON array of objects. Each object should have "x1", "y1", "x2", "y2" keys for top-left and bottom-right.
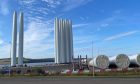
[
  {"x1": 0, "y1": 11, "x2": 140, "y2": 77},
  {"x1": 8, "y1": 11, "x2": 140, "y2": 70},
  {"x1": 7, "y1": 12, "x2": 140, "y2": 70}
]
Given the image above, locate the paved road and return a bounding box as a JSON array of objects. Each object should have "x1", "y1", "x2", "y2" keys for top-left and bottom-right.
[{"x1": 0, "y1": 77, "x2": 140, "y2": 84}]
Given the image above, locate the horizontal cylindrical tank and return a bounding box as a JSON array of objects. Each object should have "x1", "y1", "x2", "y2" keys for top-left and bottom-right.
[
  {"x1": 109, "y1": 54, "x2": 130, "y2": 69},
  {"x1": 129, "y1": 54, "x2": 140, "y2": 66},
  {"x1": 89, "y1": 55, "x2": 109, "y2": 69}
]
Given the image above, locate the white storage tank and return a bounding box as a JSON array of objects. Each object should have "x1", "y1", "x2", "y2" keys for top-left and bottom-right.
[
  {"x1": 129, "y1": 54, "x2": 140, "y2": 66},
  {"x1": 89, "y1": 55, "x2": 109, "y2": 69},
  {"x1": 109, "y1": 54, "x2": 130, "y2": 69}
]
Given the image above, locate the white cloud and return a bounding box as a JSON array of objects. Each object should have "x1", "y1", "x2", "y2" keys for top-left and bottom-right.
[
  {"x1": 0, "y1": 43, "x2": 11, "y2": 58},
  {"x1": 104, "y1": 30, "x2": 138, "y2": 41},
  {"x1": 18, "y1": 0, "x2": 57, "y2": 58},
  {"x1": 42, "y1": 0, "x2": 61, "y2": 8},
  {"x1": 19, "y1": 0, "x2": 36, "y2": 4},
  {"x1": 74, "y1": 47, "x2": 92, "y2": 57},
  {"x1": 25, "y1": 21, "x2": 51, "y2": 44},
  {"x1": 17, "y1": 0, "x2": 93, "y2": 58},
  {"x1": 19, "y1": 0, "x2": 92, "y2": 13},
  {"x1": 23, "y1": 19, "x2": 54, "y2": 58},
  {"x1": 0, "y1": 39, "x2": 4, "y2": 44},
  {"x1": 0, "y1": 1, "x2": 9, "y2": 15},
  {"x1": 100, "y1": 23, "x2": 109, "y2": 27},
  {"x1": 80, "y1": 16, "x2": 89, "y2": 21},
  {"x1": 73, "y1": 23, "x2": 89, "y2": 28},
  {"x1": 19, "y1": 0, "x2": 61, "y2": 22},
  {"x1": 0, "y1": 30, "x2": 2, "y2": 36},
  {"x1": 74, "y1": 36, "x2": 91, "y2": 44},
  {"x1": 0, "y1": 31, "x2": 4, "y2": 44},
  {"x1": 63, "y1": 0, "x2": 92, "y2": 11},
  {"x1": 80, "y1": 17, "x2": 85, "y2": 20},
  {"x1": 90, "y1": 16, "x2": 117, "y2": 32}
]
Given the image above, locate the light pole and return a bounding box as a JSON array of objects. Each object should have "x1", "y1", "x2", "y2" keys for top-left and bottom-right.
[
  {"x1": 92, "y1": 41, "x2": 94, "y2": 77},
  {"x1": 9, "y1": 42, "x2": 12, "y2": 77}
]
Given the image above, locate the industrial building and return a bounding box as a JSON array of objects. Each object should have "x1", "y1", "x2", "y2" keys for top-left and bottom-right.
[
  {"x1": 11, "y1": 11, "x2": 24, "y2": 67},
  {"x1": 54, "y1": 18, "x2": 74, "y2": 64}
]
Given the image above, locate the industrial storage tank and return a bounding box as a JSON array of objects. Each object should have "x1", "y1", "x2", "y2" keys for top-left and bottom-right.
[
  {"x1": 88, "y1": 55, "x2": 109, "y2": 69},
  {"x1": 109, "y1": 54, "x2": 130, "y2": 69},
  {"x1": 129, "y1": 54, "x2": 140, "y2": 66}
]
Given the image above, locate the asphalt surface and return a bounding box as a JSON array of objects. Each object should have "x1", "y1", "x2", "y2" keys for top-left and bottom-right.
[{"x1": 0, "y1": 77, "x2": 140, "y2": 84}]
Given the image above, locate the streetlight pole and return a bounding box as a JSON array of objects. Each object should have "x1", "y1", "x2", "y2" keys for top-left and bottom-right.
[
  {"x1": 9, "y1": 42, "x2": 12, "y2": 77},
  {"x1": 92, "y1": 41, "x2": 94, "y2": 77}
]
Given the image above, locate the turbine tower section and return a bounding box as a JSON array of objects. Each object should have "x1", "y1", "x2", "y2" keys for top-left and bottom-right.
[
  {"x1": 18, "y1": 12, "x2": 24, "y2": 66},
  {"x1": 69, "y1": 20, "x2": 74, "y2": 62},
  {"x1": 11, "y1": 11, "x2": 17, "y2": 67},
  {"x1": 54, "y1": 18, "x2": 59, "y2": 63},
  {"x1": 65, "y1": 20, "x2": 70, "y2": 63},
  {"x1": 54, "y1": 18, "x2": 74, "y2": 64}
]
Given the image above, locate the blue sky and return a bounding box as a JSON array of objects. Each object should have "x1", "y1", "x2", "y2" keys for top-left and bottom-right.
[{"x1": 0, "y1": 0, "x2": 140, "y2": 59}]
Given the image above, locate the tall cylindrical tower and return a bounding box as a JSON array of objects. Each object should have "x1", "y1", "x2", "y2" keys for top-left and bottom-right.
[
  {"x1": 54, "y1": 18, "x2": 58, "y2": 63},
  {"x1": 65, "y1": 20, "x2": 69, "y2": 63},
  {"x1": 54, "y1": 18, "x2": 74, "y2": 64},
  {"x1": 18, "y1": 12, "x2": 24, "y2": 66},
  {"x1": 62, "y1": 19, "x2": 67, "y2": 63},
  {"x1": 60, "y1": 19, "x2": 64, "y2": 63},
  {"x1": 69, "y1": 20, "x2": 73, "y2": 62},
  {"x1": 11, "y1": 11, "x2": 17, "y2": 67}
]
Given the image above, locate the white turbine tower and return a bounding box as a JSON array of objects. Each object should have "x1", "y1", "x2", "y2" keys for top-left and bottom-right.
[
  {"x1": 54, "y1": 18, "x2": 74, "y2": 64},
  {"x1": 18, "y1": 12, "x2": 24, "y2": 66},
  {"x1": 11, "y1": 11, "x2": 24, "y2": 67},
  {"x1": 11, "y1": 11, "x2": 17, "y2": 67}
]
